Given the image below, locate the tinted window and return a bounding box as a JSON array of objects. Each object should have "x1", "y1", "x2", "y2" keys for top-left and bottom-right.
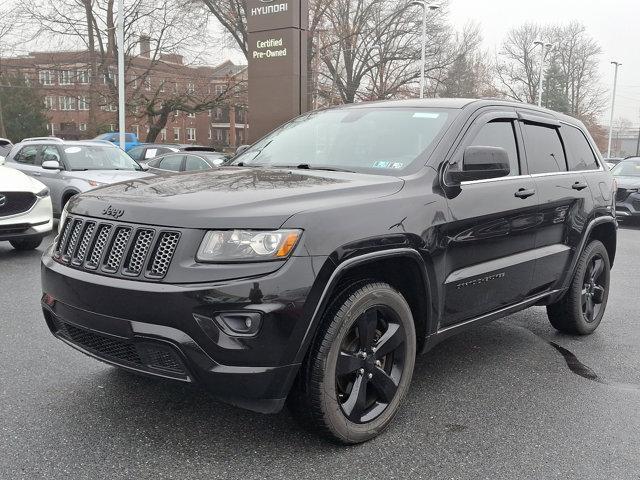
[
  {"x1": 158, "y1": 155, "x2": 183, "y2": 171},
  {"x1": 41, "y1": 146, "x2": 61, "y2": 164},
  {"x1": 185, "y1": 156, "x2": 210, "y2": 171},
  {"x1": 562, "y1": 126, "x2": 599, "y2": 171},
  {"x1": 523, "y1": 123, "x2": 567, "y2": 174},
  {"x1": 14, "y1": 146, "x2": 40, "y2": 165},
  {"x1": 469, "y1": 120, "x2": 519, "y2": 175}
]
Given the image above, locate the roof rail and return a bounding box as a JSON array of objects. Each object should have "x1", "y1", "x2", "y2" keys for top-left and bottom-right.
[
  {"x1": 90, "y1": 139, "x2": 117, "y2": 146},
  {"x1": 22, "y1": 136, "x2": 64, "y2": 143}
]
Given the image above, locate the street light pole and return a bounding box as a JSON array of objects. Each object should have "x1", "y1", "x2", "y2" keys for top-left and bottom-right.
[
  {"x1": 117, "y1": 0, "x2": 126, "y2": 150},
  {"x1": 534, "y1": 41, "x2": 552, "y2": 107},
  {"x1": 607, "y1": 61, "x2": 622, "y2": 159},
  {"x1": 411, "y1": 1, "x2": 439, "y2": 99}
]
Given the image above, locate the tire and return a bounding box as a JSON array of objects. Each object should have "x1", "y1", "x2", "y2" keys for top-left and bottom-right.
[
  {"x1": 10, "y1": 238, "x2": 43, "y2": 251},
  {"x1": 547, "y1": 240, "x2": 610, "y2": 335},
  {"x1": 291, "y1": 281, "x2": 416, "y2": 444}
]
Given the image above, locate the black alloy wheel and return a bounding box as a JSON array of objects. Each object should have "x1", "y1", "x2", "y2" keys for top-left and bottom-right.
[
  {"x1": 581, "y1": 254, "x2": 606, "y2": 323},
  {"x1": 336, "y1": 306, "x2": 407, "y2": 424},
  {"x1": 290, "y1": 281, "x2": 416, "y2": 444}
]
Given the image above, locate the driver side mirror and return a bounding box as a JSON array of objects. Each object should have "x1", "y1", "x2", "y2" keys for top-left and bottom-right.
[
  {"x1": 0, "y1": 155, "x2": 5, "y2": 166},
  {"x1": 42, "y1": 160, "x2": 61, "y2": 170},
  {"x1": 236, "y1": 145, "x2": 251, "y2": 156},
  {"x1": 140, "y1": 163, "x2": 150, "y2": 171},
  {"x1": 448, "y1": 146, "x2": 511, "y2": 184}
]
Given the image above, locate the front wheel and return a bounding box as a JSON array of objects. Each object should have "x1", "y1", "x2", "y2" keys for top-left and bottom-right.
[
  {"x1": 10, "y1": 238, "x2": 42, "y2": 251},
  {"x1": 291, "y1": 281, "x2": 416, "y2": 444},
  {"x1": 547, "y1": 240, "x2": 610, "y2": 335}
]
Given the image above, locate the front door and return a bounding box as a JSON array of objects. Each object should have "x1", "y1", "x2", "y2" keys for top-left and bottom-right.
[
  {"x1": 441, "y1": 110, "x2": 540, "y2": 327},
  {"x1": 39, "y1": 145, "x2": 69, "y2": 215}
]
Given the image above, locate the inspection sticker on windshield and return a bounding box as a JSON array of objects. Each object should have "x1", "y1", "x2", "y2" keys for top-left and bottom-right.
[
  {"x1": 390, "y1": 162, "x2": 404, "y2": 169},
  {"x1": 413, "y1": 113, "x2": 440, "y2": 119},
  {"x1": 64, "y1": 147, "x2": 82, "y2": 154},
  {"x1": 373, "y1": 161, "x2": 390, "y2": 168}
]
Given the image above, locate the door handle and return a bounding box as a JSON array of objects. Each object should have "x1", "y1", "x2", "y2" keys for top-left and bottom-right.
[
  {"x1": 515, "y1": 188, "x2": 536, "y2": 199},
  {"x1": 572, "y1": 181, "x2": 588, "y2": 191},
  {"x1": 32, "y1": 172, "x2": 41, "y2": 176}
]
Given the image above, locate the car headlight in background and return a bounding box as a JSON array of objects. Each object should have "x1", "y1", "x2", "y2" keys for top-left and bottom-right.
[
  {"x1": 36, "y1": 187, "x2": 50, "y2": 198},
  {"x1": 87, "y1": 180, "x2": 106, "y2": 187},
  {"x1": 197, "y1": 229, "x2": 302, "y2": 263}
]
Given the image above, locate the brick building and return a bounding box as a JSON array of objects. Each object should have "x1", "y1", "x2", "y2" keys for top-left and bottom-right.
[{"x1": 0, "y1": 45, "x2": 248, "y2": 150}]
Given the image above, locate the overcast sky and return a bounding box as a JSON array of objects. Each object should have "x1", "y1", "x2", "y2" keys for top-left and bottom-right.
[{"x1": 447, "y1": 0, "x2": 640, "y2": 126}]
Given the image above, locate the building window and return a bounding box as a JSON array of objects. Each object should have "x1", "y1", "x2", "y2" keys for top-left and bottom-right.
[
  {"x1": 208, "y1": 109, "x2": 212, "y2": 117},
  {"x1": 174, "y1": 110, "x2": 180, "y2": 117},
  {"x1": 79, "y1": 123, "x2": 87, "y2": 132},
  {"x1": 214, "y1": 84, "x2": 225, "y2": 95},
  {"x1": 132, "y1": 125, "x2": 139, "y2": 138},
  {"x1": 187, "y1": 112, "x2": 195, "y2": 118},
  {"x1": 109, "y1": 124, "x2": 116, "y2": 132},
  {"x1": 161, "y1": 128, "x2": 167, "y2": 141},
  {"x1": 44, "y1": 96, "x2": 55, "y2": 110},
  {"x1": 215, "y1": 129, "x2": 223, "y2": 142},
  {"x1": 208, "y1": 128, "x2": 212, "y2": 140},
  {"x1": 187, "y1": 128, "x2": 196, "y2": 141},
  {"x1": 59, "y1": 96, "x2": 76, "y2": 111},
  {"x1": 187, "y1": 83, "x2": 195, "y2": 94},
  {"x1": 39, "y1": 70, "x2": 53, "y2": 85},
  {"x1": 144, "y1": 77, "x2": 151, "y2": 91},
  {"x1": 215, "y1": 107, "x2": 223, "y2": 120},
  {"x1": 47, "y1": 123, "x2": 55, "y2": 132},
  {"x1": 77, "y1": 70, "x2": 89, "y2": 84},
  {"x1": 59, "y1": 70, "x2": 73, "y2": 85},
  {"x1": 159, "y1": 81, "x2": 165, "y2": 93},
  {"x1": 173, "y1": 127, "x2": 180, "y2": 141},
  {"x1": 78, "y1": 96, "x2": 89, "y2": 111},
  {"x1": 102, "y1": 103, "x2": 117, "y2": 112}
]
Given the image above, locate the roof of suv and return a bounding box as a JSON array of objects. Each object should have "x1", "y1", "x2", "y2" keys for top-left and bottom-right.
[{"x1": 16, "y1": 138, "x2": 119, "y2": 148}]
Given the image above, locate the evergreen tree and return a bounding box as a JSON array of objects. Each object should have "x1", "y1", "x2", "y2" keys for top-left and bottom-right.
[{"x1": 0, "y1": 74, "x2": 49, "y2": 141}]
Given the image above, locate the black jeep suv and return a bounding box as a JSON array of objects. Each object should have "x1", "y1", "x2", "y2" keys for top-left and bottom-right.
[{"x1": 41, "y1": 99, "x2": 616, "y2": 444}]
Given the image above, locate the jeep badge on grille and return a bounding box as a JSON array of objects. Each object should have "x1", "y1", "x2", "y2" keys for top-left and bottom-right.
[{"x1": 102, "y1": 205, "x2": 125, "y2": 219}]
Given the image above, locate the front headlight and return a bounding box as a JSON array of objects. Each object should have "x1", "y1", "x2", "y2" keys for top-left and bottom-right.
[
  {"x1": 196, "y1": 229, "x2": 302, "y2": 263},
  {"x1": 58, "y1": 203, "x2": 69, "y2": 234},
  {"x1": 36, "y1": 187, "x2": 50, "y2": 198}
]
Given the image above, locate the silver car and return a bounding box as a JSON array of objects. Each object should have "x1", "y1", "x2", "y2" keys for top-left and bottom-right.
[{"x1": 4, "y1": 138, "x2": 151, "y2": 216}]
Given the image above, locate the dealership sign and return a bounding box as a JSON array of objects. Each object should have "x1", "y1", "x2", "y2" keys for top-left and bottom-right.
[{"x1": 247, "y1": 0, "x2": 309, "y2": 142}]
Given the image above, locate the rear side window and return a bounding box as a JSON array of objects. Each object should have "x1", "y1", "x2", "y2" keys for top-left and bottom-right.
[
  {"x1": 523, "y1": 123, "x2": 567, "y2": 174},
  {"x1": 128, "y1": 146, "x2": 144, "y2": 161},
  {"x1": 14, "y1": 146, "x2": 40, "y2": 165},
  {"x1": 185, "y1": 155, "x2": 210, "y2": 171},
  {"x1": 158, "y1": 155, "x2": 183, "y2": 171},
  {"x1": 562, "y1": 126, "x2": 599, "y2": 171},
  {"x1": 469, "y1": 120, "x2": 520, "y2": 175}
]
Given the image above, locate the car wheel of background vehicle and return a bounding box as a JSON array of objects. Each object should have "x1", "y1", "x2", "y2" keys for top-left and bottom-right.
[
  {"x1": 10, "y1": 238, "x2": 42, "y2": 251},
  {"x1": 547, "y1": 240, "x2": 610, "y2": 335},
  {"x1": 291, "y1": 281, "x2": 416, "y2": 444}
]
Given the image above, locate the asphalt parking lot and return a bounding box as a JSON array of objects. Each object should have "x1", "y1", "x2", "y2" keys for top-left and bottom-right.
[{"x1": 1, "y1": 226, "x2": 639, "y2": 480}]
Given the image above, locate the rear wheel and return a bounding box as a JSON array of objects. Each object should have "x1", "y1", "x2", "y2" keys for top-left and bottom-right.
[
  {"x1": 10, "y1": 238, "x2": 42, "y2": 251},
  {"x1": 291, "y1": 281, "x2": 416, "y2": 444},
  {"x1": 547, "y1": 240, "x2": 610, "y2": 335}
]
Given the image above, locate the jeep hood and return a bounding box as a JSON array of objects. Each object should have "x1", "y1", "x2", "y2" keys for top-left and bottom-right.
[
  {"x1": 68, "y1": 167, "x2": 405, "y2": 229},
  {"x1": 69, "y1": 170, "x2": 152, "y2": 185}
]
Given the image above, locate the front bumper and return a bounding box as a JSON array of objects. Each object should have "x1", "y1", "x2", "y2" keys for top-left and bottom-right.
[
  {"x1": 0, "y1": 196, "x2": 53, "y2": 241},
  {"x1": 615, "y1": 191, "x2": 640, "y2": 218},
  {"x1": 41, "y1": 248, "x2": 329, "y2": 413}
]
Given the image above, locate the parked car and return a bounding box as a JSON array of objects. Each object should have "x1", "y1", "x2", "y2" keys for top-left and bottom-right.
[
  {"x1": 4, "y1": 138, "x2": 151, "y2": 216},
  {"x1": 94, "y1": 132, "x2": 140, "y2": 152},
  {"x1": 611, "y1": 157, "x2": 640, "y2": 220},
  {"x1": 41, "y1": 99, "x2": 616, "y2": 444},
  {"x1": 0, "y1": 155, "x2": 53, "y2": 250},
  {"x1": 0, "y1": 138, "x2": 13, "y2": 157},
  {"x1": 146, "y1": 151, "x2": 228, "y2": 173},
  {"x1": 604, "y1": 157, "x2": 623, "y2": 167},
  {"x1": 128, "y1": 144, "x2": 221, "y2": 165}
]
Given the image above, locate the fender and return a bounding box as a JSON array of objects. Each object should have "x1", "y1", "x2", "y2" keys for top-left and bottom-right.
[
  {"x1": 560, "y1": 214, "x2": 617, "y2": 292},
  {"x1": 293, "y1": 248, "x2": 435, "y2": 364}
]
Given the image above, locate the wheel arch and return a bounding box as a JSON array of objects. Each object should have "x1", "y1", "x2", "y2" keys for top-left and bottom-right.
[
  {"x1": 294, "y1": 248, "x2": 436, "y2": 364},
  {"x1": 60, "y1": 188, "x2": 80, "y2": 211},
  {"x1": 588, "y1": 220, "x2": 617, "y2": 267}
]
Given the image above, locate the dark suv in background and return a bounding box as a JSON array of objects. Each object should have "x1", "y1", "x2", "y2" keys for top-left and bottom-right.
[{"x1": 41, "y1": 99, "x2": 616, "y2": 444}]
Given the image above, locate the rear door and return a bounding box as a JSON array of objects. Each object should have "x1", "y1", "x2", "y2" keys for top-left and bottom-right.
[
  {"x1": 518, "y1": 113, "x2": 595, "y2": 294},
  {"x1": 8, "y1": 145, "x2": 42, "y2": 178},
  {"x1": 442, "y1": 110, "x2": 540, "y2": 327},
  {"x1": 184, "y1": 155, "x2": 211, "y2": 172}
]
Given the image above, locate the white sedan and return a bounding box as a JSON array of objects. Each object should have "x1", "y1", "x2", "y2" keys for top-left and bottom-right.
[{"x1": 0, "y1": 155, "x2": 53, "y2": 250}]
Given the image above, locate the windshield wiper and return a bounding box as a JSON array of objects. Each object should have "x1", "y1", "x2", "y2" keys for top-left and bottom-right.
[{"x1": 274, "y1": 164, "x2": 356, "y2": 173}]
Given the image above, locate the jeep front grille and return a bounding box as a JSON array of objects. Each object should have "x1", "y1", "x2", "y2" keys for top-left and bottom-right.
[{"x1": 54, "y1": 216, "x2": 180, "y2": 281}]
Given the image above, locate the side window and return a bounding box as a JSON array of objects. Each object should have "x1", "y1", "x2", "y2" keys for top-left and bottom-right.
[
  {"x1": 523, "y1": 123, "x2": 567, "y2": 174},
  {"x1": 128, "y1": 146, "x2": 144, "y2": 161},
  {"x1": 185, "y1": 156, "x2": 210, "y2": 171},
  {"x1": 469, "y1": 120, "x2": 520, "y2": 175},
  {"x1": 158, "y1": 155, "x2": 183, "y2": 171},
  {"x1": 14, "y1": 146, "x2": 40, "y2": 165},
  {"x1": 41, "y1": 146, "x2": 62, "y2": 165},
  {"x1": 562, "y1": 126, "x2": 599, "y2": 171}
]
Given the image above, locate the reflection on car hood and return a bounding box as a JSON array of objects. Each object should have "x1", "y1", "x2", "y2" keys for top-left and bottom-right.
[
  {"x1": 0, "y1": 165, "x2": 47, "y2": 192},
  {"x1": 614, "y1": 176, "x2": 640, "y2": 189},
  {"x1": 68, "y1": 167, "x2": 405, "y2": 229},
  {"x1": 70, "y1": 170, "x2": 152, "y2": 184}
]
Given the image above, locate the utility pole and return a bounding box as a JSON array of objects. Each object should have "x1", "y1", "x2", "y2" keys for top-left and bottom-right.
[
  {"x1": 607, "y1": 61, "x2": 622, "y2": 159},
  {"x1": 411, "y1": 1, "x2": 440, "y2": 99},
  {"x1": 117, "y1": 0, "x2": 126, "y2": 150}
]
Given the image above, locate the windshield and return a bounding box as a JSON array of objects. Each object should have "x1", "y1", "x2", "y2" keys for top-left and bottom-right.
[
  {"x1": 233, "y1": 107, "x2": 455, "y2": 173},
  {"x1": 612, "y1": 159, "x2": 640, "y2": 177},
  {"x1": 63, "y1": 145, "x2": 142, "y2": 171}
]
